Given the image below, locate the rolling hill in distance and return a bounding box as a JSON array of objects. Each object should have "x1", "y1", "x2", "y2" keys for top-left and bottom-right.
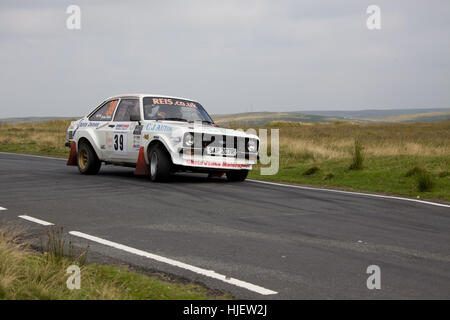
[
  {"x1": 0, "y1": 108, "x2": 449, "y2": 126},
  {"x1": 298, "y1": 108, "x2": 450, "y2": 119},
  {"x1": 212, "y1": 108, "x2": 450, "y2": 126},
  {"x1": 0, "y1": 117, "x2": 78, "y2": 124},
  {"x1": 212, "y1": 112, "x2": 342, "y2": 126}
]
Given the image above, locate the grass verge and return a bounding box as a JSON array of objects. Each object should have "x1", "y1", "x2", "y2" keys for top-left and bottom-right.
[
  {"x1": 249, "y1": 155, "x2": 449, "y2": 201},
  {"x1": 0, "y1": 227, "x2": 228, "y2": 300},
  {"x1": 243, "y1": 121, "x2": 450, "y2": 202},
  {"x1": 0, "y1": 120, "x2": 71, "y2": 157}
]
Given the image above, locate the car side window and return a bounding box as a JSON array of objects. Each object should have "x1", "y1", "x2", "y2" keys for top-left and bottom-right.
[
  {"x1": 113, "y1": 99, "x2": 140, "y2": 122},
  {"x1": 89, "y1": 100, "x2": 118, "y2": 121}
]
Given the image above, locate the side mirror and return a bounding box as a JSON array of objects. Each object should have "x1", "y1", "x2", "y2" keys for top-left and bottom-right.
[{"x1": 130, "y1": 114, "x2": 141, "y2": 122}]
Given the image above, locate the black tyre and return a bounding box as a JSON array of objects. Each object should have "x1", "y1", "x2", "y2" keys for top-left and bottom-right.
[
  {"x1": 77, "y1": 140, "x2": 101, "y2": 175},
  {"x1": 226, "y1": 170, "x2": 249, "y2": 182},
  {"x1": 148, "y1": 144, "x2": 172, "y2": 182}
]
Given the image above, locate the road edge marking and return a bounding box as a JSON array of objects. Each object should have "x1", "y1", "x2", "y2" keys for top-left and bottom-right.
[
  {"x1": 247, "y1": 179, "x2": 450, "y2": 208},
  {"x1": 18, "y1": 215, "x2": 54, "y2": 226},
  {"x1": 69, "y1": 231, "x2": 278, "y2": 296}
]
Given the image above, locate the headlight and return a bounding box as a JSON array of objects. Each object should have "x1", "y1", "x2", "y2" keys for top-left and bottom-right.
[
  {"x1": 184, "y1": 133, "x2": 194, "y2": 147},
  {"x1": 247, "y1": 139, "x2": 257, "y2": 152}
]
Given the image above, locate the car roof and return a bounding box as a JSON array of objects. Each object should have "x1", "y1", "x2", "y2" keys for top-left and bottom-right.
[{"x1": 105, "y1": 94, "x2": 199, "y2": 103}]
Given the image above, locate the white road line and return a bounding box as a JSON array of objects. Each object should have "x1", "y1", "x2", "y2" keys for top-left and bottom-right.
[
  {"x1": 0, "y1": 206, "x2": 7, "y2": 211},
  {"x1": 69, "y1": 231, "x2": 278, "y2": 296},
  {"x1": 248, "y1": 179, "x2": 450, "y2": 209},
  {"x1": 18, "y1": 215, "x2": 54, "y2": 226}
]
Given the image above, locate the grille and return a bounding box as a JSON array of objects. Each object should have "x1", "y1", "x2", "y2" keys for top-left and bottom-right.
[{"x1": 182, "y1": 133, "x2": 257, "y2": 159}]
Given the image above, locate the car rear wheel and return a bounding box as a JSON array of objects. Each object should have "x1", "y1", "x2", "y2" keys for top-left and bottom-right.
[
  {"x1": 148, "y1": 145, "x2": 172, "y2": 182},
  {"x1": 226, "y1": 170, "x2": 249, "y2": 182},
  {"x1": 77, "y1": 141, "x2": 101, "y2": 175}
]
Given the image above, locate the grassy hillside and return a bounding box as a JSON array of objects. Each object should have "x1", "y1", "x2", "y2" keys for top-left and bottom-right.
[
  {"x1": 212, "y1": 109, "x2": 450, "y2": 126},
  {"x1": 212, "y1": 112, "x2": 342, "y2": 126},
  {"x1": 0, "y1": 120, "x2": 71, "y2": 157},
  {"x1": 0, "y1": 117, "x2": 78, "y2": 124},
  {"x1": 243, "y1": 121, "x2": 450, "y2": 201},
  {"x1": 300, "y1": 108, "x2": 450, "y2": 119},
  {"x1": 366, "y1": 111, "x2": 450, "y2": 123}
]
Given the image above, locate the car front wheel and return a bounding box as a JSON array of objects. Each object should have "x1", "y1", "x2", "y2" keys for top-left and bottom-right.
[
  {"x1": 77, "y1": 141, "x2": 101, "y2": 175},
  {"x1": 226, "y1": 170, "x2": 249, "y2": 182},
  {"x1": 148, "y1": 145, "x2": 172, "y2": 182}
]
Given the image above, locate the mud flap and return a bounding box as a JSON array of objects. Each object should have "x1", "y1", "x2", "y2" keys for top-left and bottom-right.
[{"x1": 134, "y1": 146, "x2": 149, "y2": 176}]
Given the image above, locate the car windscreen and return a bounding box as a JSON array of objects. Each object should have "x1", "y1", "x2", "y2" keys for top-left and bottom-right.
[{"x1": 143, "y1": 97, "x2": 213, "y2": 123}]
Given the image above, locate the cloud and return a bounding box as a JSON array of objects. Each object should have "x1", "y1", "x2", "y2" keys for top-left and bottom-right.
[{"x1": 0, "y1": 0, "x2": 449, "y2": 117}]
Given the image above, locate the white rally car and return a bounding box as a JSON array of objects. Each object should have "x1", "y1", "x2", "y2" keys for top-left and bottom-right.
[{"x1": 65, "y1": 94, "x2": 259, "y2": 181}]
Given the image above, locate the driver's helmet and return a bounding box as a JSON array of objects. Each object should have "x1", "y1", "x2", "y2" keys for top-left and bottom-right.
[{"x1": 158, "y1": 104, "x2": 182, "y2": 118}]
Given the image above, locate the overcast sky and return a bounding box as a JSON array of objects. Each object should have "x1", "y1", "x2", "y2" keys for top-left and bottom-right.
[{"x1": 0, "y1": 0, "x2": 449, "y2": 117}]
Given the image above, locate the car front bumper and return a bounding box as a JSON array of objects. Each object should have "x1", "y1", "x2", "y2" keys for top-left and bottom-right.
[{"x1": 171, "y1": 152, "x2": 256, "y2": 170}]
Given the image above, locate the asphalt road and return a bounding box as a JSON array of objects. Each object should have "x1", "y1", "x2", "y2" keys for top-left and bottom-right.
[{"x1": 0, "y1": 152, "x2": 449, "y2": 299}]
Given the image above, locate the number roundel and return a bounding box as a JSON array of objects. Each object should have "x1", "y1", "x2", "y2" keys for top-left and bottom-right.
[{"x1": 114, "y1": 133, "x2": 125, "y2": 152}]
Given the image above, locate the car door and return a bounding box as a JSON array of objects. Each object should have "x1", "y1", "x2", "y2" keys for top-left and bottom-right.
[
  {"x1": 108, "y1": 98, "x2": 141, "y2": 163},
  {"x1": 88, "y1": 99, "x2": 119, "y2": 160}
]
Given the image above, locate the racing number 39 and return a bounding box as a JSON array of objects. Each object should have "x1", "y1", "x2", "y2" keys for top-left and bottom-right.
[
  {"x1": 113, "y1": 133, "x2": 127, "y2": 154},
  {"x1": 114, "y1": 134, "x2": 124, "y2": 151}
]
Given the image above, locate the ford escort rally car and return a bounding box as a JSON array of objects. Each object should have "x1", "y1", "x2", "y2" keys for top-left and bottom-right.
[{"x1": 65, "y1": 94, "x2": 259, "y2": 182}]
